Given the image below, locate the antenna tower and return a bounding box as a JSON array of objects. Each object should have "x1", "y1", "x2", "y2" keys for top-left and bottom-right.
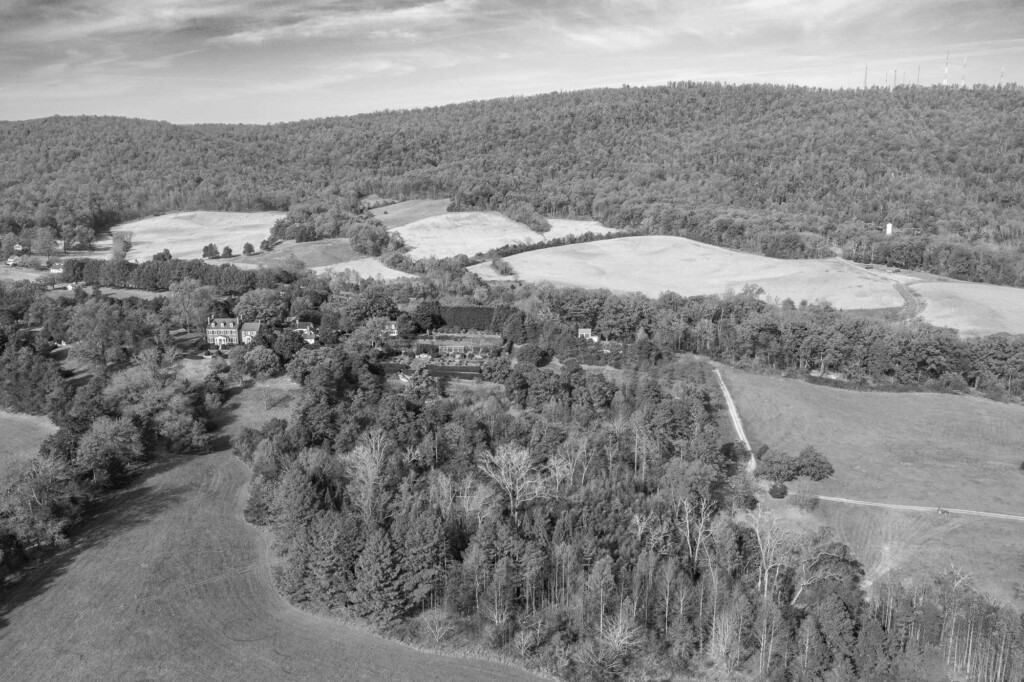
[
  {"x1": 944, "y1": 51, "x2": 949, "y2": 86},
  {"x1": 864, "y1": 65, "x2": 868, "y2": 89},
  {"x1": 962, "y1": 58, "x2": 967, "y2": 88}
]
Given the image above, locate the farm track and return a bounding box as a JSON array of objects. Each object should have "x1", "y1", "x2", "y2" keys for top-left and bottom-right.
[
  {"x1": 716, "y1": 363, "x2": 1024, "y2": 525},
  {"x1": 0, "y1": 403, "x2": 541, "y2": 681},
  {"x1": 814, "y1": 496, "x2": 1024, "y2": 522},
  {"x1": 835, "y1": 257, "x2": 926, "y2": 320},
  {"x1": 712, "y1": 369, "x2": 756, "y2": 473}
]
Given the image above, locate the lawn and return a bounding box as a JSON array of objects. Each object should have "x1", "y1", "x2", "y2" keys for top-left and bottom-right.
[
  {"x1": 0, "y1": 377, "x2": 540, "y2": 681},
  {"x1": 0, "y1": 411, "x2": 58, "y2": 471},
  {"x1": 471, "y1": 236, "x2": 904, "y2": 310},
  {"x1": 721, "y1": 367, "x2": 1024, "y2": 604}
]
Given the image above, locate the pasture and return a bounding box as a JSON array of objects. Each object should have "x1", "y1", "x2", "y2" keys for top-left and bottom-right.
[
  {"x1": 472, "y1": 236, "x2": 903, "y2": 309},
  {"x1": 0, "y1": 411, "x2": 58, "y2": 470},
  {"x1": 0, "y1": 267, "x2": 46, "y2": 283},
  {"x1": 233, "y1": 237, "x2": 361, "y2": 270},
  {"x1": 395, "y1": 212, "x2": 616, "y2": 260},
  {"x1": 721, "y1": 368, "x2": 1024, "y2": 603},
  {"x1": 94, "y1": 211, "x2": 285, "y2": 263},
  {"x1": 0, "y1": 378, "x2": 539, "y2": 681},
  {"x1": 912, "y1": 281, "x2": 1024, "y2": 337},
  {"x1": 311, "y1": 257, "x2": 412, "y2": 281},
  {"x1": 371, "y1": 199, "x2": 452, "y2": 228}
]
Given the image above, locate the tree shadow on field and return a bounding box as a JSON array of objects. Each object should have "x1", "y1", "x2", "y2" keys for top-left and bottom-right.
[{"x1": 0, "y1": 457, "x2": 192, "y2": 632}]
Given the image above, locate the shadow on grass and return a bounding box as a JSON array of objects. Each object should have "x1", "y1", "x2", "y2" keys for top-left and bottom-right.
[{"x1": 0, "y1": 455, "x2": 193, "y2": 632}]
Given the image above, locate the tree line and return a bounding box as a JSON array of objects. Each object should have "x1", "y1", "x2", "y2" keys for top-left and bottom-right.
[{"x1": 3, "y1": 83, "x2": 1024, "y2": 285}]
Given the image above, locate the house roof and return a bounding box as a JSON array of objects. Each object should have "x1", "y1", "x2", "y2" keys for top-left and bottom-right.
[
  {"x1": 240, "y1": 322, "x2": 261, "y2": 332},
  {"x1": 208, "y1": 318, "x2": 238, "y2": 328}
]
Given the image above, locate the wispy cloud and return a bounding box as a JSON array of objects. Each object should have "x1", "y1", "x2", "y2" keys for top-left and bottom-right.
[{"x1": 1, "y1": 0, "x2": 1022, "y2": 122}]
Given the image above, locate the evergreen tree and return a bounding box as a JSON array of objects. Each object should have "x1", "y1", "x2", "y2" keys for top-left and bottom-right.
[{"x1": 351, "y1": 528, "x2": 407, "y2": 628}]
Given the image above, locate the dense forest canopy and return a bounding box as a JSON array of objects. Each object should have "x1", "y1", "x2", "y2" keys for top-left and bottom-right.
[{"x1": 2, "y1": 82, "x2": 1024, "y2": 283}]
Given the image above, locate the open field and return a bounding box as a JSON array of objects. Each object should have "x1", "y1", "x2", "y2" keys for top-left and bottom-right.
[
  {"x1": 913, "y1": 281, "x2": 1024, "y2": 337},
  {"x1": 232, "y1": 237, "x2": 361, "y2": 270},
  {"x1": 0, "y1": 411, "x2": 57, "y2": 471},
  {"x1": 818, "y1": 505, "x2": 1024, "y2": 606},
  {"x1": 311, "y1": 257, "x2": 412, "y2": 281},
  {"x1": 0, "y1": 378, "x2": 540, "y2": 681},
  {"x1": 472, "y1": 236, "x2": 904, "y2": 309},
  {"x1": 371, "y1": 198, "x2": 451, "y2": 228},
  {"x1": 721, "y1": 367, "x2": 1024, "y2": 602},
  {"x1": 0, "y1": 267, "x2": 46, "y2": 283},
  {"x1": 395, "y1": 212, "x2": 617, "y2": 260},
  {"x1": 92, "y1": 211, "x2": 285, "y2": 263}
]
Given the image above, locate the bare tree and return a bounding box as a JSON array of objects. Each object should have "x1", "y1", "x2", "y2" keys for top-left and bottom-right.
[
  {"x1": 477, "y1": 444, "x2": 546, "y2": 523},
  {"x1": 339, "y1": 429, "x2": 390, "y2": 522},
  {"x1": 789, "y1": 527, "x2": 850, "y2": 606}
]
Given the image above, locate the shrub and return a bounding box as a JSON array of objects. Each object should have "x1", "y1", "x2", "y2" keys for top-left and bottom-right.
[
  {"x1": 768, "y1": 482, "x2": 788, "y2": 499},
  {"x1": 790, "y1": 488, "x2": 819, "y2": 511},
  {"x1": 491, "y1": 256, "x2": 515, "y2": 276},
  {"x1": 795, "y1": 446, "x2": 834, "y2": 481}
]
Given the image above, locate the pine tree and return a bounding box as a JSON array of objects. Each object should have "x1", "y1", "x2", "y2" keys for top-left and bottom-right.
[
  {"x1": 304, "y1": 510, "x2": 362, "y2": 609},
  {"x1": 351, "y1": 528, "x2": 407, "y2": 628}
]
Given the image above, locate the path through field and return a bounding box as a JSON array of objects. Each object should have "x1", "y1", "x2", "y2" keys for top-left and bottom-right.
[
  {"x1": 814, "y1": 496, "x2": 1024, "y2": 522},
  {"x1": 711, "y1": 369, "x2": 756, "y2": 473},
  {"x1": 0, "y1": 395, "x2": 540, "y2": 681},
  {"x1": 716, "y1": 365, "x2": 1024, "y2": 522}
]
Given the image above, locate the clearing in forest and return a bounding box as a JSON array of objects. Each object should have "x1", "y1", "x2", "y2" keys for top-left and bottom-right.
[
  {"x1": 93, "y1": 211, "x2": 285, "y2": 263},
  {"x1": 720, "y1": 367, "x2": 1024, "y2": 603},
  {"x1": 395, "y1": 212, "x2": 616, "y2": 260},
  {"x1": 0, "y1": 410, "x2": 57, "y2": 471},
  {"x1": 471, "y1": 236, "x2": 903, "y2": 309},
  {"x1": 233, "y1": 237, "x2": 361, "y2": 270},
  {"x1": 371, "y1": 199, "x2": 452, "y2": 228},
  {"x1": 913, "y1": 281, "x2": 1024, "y2": 337},
  {"x1": 0, "y1": 378, "x2": 539, "y2": 681},
  {"x1": 311, "y1": 257, "x2": 412, "y2": 281}
]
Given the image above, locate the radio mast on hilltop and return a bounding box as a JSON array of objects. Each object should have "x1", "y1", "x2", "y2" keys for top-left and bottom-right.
[
  {"x1": 944, "y1": 51, "x2": 949, "y2": 86},
  {"x1": 962, "y1": 58, "x2": 967, "y2": 88}
]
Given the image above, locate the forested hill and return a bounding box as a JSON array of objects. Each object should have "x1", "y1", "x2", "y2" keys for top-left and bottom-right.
[{"x1": 3, "y1": 82, "x2": 1024, "y2": 282}]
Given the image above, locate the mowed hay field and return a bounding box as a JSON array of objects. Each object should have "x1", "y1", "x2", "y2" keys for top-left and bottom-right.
[
  {"x1": 371, "y1": 198, "x2": 452, "y2": 228},
  {"x1": 233, "y1": 237, "x2": 361, "y2": 269},
  {"x1": 311, "y1": 257, "x2": 412, "y2": 281},
  {"x1": 721, "y1": 368, "x2": 1024, "y2": 515},
  {"x1": 95, "y1": 211, "x2": 285, "y2": 262},
  {"x1": 0, "y1": 411, "x2": 57, "y2": 470},
  {"x1": 816, "y1": 504, "x2": 1024, "y2": 606},
  {"x1": 472, "y1": 236, "x2": 903, "y2": 309},
  {"x1": 913, "y1": 281, "x2": 1024, "y2": 337},
  {"x1": 721, "y1": 368, "x2": 1024, "y2": 603},
  {"x1": 0, "y1": 379, "x2": 539, "y2": 682},
  {"x1": 395, "y1": 212, "x2": 617, "y2": 260}
]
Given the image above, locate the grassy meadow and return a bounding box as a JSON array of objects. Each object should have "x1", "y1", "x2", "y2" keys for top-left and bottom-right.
[
  {"x1": 471, "y1": 236, "x2": 904, "y2": 310},
  {"x1": 0, "y1": 377, "x2": 538, "y2": 681},
  {"x1": 0, "y1": 411, "x2": 58, "y2": 470},
  {"x1": 721, "y1": 367, "x2": 1024, "y2": 604}
]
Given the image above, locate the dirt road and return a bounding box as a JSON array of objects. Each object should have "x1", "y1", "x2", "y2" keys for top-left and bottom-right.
[
  {"x1": 713, "y1": 369, "x2": 756, "y2": 473},
  {"x1": 815, "y1": 495, "x2": 1024, "y2": 522},
  {"x1": 0, "y1": 410, "x2": 541, "y2": 680}
]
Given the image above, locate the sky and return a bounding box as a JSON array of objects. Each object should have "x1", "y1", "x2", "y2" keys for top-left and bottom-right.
[{"x1": 1, "y1": 0, "x2": 1022, "y2": 124}]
